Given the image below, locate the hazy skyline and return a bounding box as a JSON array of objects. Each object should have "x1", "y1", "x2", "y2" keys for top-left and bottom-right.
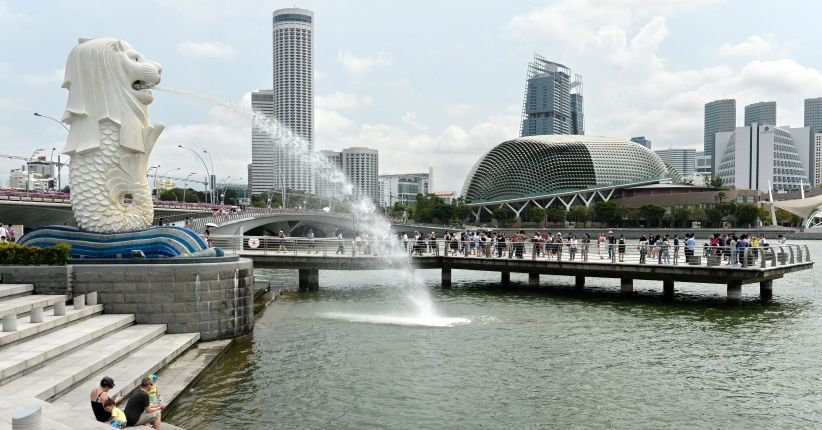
[{"x1": 1, "y1": 0, "x2": 821, "y2": 193}]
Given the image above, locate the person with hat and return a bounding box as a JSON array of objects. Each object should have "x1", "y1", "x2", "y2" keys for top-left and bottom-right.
[{"x1": 90, "y1": 376, "x2": 122, "y2": 423}]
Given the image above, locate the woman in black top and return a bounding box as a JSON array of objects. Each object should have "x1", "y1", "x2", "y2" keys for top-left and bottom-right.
[{"x1": 90, "y1": 376, "x2": 121, "y2": 422}]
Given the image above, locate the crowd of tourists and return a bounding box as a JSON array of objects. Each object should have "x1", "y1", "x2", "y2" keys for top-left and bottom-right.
[
  {"x1": 0, "y1": 223, "x2": 16, "y2": 242},
  {"x1": 90, "y1": 374, "x2": 165, "y2": 428}
]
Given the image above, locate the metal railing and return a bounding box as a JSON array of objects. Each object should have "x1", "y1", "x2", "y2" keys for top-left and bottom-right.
[{"x1": 207, "y1": 235, "x2": 812, "y2": 268}]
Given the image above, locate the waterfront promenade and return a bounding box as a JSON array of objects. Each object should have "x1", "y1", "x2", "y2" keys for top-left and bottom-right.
[{"x1": 211, "y1": 236, "x2": 813, "y2": 300}]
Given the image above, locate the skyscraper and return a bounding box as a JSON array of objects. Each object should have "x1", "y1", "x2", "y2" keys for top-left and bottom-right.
[
  {"x1": 317, "y1": 148, "x2": 379, "y2": 204},
  {"x1": 744, "y1": 101, "x2": 776, "y2": 126},
  {"x1": 250, "y1": 89, "x2": 274, "y2": 194},
  {"x1": 630, "y1": 136, "x2": 651, "y2": 149},
  {"x1": 272, "y1": 8, "x2": 314, "y2": 193},
  {"x1": 520, "y1": 54, "x2": 583, "y2": 137},
  {"x1": 704, "y1": 99, "x2": 736, "y2": 175},
  {"x1": 805, "y1": 97, "x2": 822, "y2": 185},
  {"x1": 654, "y1": 149, "x2": 695, "y2": 177}
]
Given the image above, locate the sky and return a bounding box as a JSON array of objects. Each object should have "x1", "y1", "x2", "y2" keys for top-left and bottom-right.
[{"x1": 1, "y1": 0, "x2": 822, "y2": 193}]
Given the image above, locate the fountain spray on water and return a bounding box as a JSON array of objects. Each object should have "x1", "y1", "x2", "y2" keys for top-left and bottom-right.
[{"x1": 155, "y1": 87, "x2": 468, "y2": 327}]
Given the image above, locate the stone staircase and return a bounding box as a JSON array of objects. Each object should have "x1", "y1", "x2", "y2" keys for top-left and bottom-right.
[{"x1": 0, "y1": 284, "x2": 199, "y2": 429}]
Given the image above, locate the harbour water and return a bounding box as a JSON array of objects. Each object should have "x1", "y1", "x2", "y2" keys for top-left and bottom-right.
[{"x1": 168, "y1": 240, "x2": 821, "y2": 429}]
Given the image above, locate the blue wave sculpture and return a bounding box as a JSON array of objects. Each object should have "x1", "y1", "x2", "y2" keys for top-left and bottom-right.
[{"x1": 17, "y1": 225, "x2": 223, "y2": 259}]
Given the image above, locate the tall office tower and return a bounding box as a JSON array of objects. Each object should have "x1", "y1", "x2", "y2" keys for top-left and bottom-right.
[
  {"x1": 805, "y1": 97, "x2": 822, "y2": 185},
  {"x1": 744, "y1": 101, "x2": 776, "y2": 126},
  {"x1": 704, "y1": 99, "x2": 736, "y2": 175},
  {"x1": 250, "y1": 89, "x2": 274, "y2": 194},
  {"x1": 695, "y1": 151, "x2": 712, "y2": 177},
  {"x1": 316, "y1": 148, "x2": 379, "y2": 204},
  {"x1": 814, "y1": 133, "x2": 822, "y2": 186},
  {"x1": 654, "y1": 149, "x2": 695, "y2": 177},
  {"x1": 630, "y1": 136, "x2": 652, "y2": 149},
  {"x1": 520, "y1": 54, "x2": 583, "y2": 137},
  {"x1": 272, "y1": 8, "x2": 314, "y2": 193}
]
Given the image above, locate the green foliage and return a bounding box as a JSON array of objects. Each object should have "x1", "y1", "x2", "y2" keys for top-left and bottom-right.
[
  {"x1": 705, "y1": 207, "x2": 724, "y2": 227},
  {"x1": 702, "y1": 176, "x2": 724, "y2": 188},
  {"x1": 638, "y1": 204, "x2": 666, "y2": 227},
  {"x1": 0, "y1": 242, "x2": 70, "y2": 265},
  {"x1": 735, "y1": 203, "x2": 760, "y2": 226},
  {"x1": 545, "y1": 207, "x2": 566, "y2": 223},
  {"x1": 593, "y1": 201, "x2": 621, "y2": 226},
  {"x1": 568, "y1": 206, "x2": 592, "y2": 223},
  {"x1": 492, "y1": 207, "x2": 510, "y2": 221},
  {"x1": 389, "y1": 202, "x2": 408, "y2": 219},
  {"x1": 672, "y1": 207, "x2": 691, "y2": 227},
  {"x1": 452, "y1": 198, "x2": 471, "y2": 223},
  {"x1": 413, "y1": 194, "x2": 453, "y2": 223},
  {"x1": 529, "y1": 206, "x2": 546, "y2": 224}
]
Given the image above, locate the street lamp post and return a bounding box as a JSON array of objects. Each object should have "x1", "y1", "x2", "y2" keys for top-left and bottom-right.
[
  {"x1": 203, "y1": 150, "x2": 216, "y2": 204},
  {"x1": 178, "y1": 145, "x2": 211, "y2": 203},
  {"x1": 26, "y1": 148, "x2": 46, "y2": 192},
  {"x1": 34, "y1": 113, "x2": 69, "y2": 190},
  {"x1": 182, "y1": 172, "x2": 197, "y2": 202}
]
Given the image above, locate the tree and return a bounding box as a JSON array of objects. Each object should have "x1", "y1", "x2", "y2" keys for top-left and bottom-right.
[
  {"x1": 530, "y1": 206, "x2": 546, "y2": 226},
  {"x1": 638, "y1": 204, "x2": 666, "y2": 227},
  {"x1": 568, "y1": 206, "x2": 592, "y2": 224},
  {"x1": 705, "y1": 207, "x2": 724, "y2": 227},
  {"x1": 593, "y1": 201, "x2": 620, "y2": 226},
  {"x1": 735, "y1": 203, "x2": 759, "y2": 227},
  {"x1": 672, "y1": 207, "x2": 691, "y2": 227},
  {"x1": 703, "y1": 176, "x2": 724, "y2": 188},
  {"x1": 389, "y1": 202, "x2": 407, "y2": 219},
  {"x1": 713, "y1": 190, "x2": 727, "y2": 204},
  {"x1": 492, "y1": 207, "x2": 511, "y2": 226},
  {"x1": 545, "y1": 207, "x2": 566, "y2": 223},
  {"x1": 452, "y1": 198, "x2": 471, "y2": 223}
]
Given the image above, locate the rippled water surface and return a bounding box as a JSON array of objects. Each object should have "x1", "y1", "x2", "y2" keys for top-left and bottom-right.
[{"x1": 168, "y1": 241, "x2": 821, "y2": 429}]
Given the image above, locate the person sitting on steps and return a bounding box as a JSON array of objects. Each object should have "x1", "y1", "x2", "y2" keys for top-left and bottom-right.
[
  {"x1": 124, "y1": 377, "x2": 166, "y2": 429},
  {"x1": 90, "y1": 376, "x2": 122, "y2": 424}
]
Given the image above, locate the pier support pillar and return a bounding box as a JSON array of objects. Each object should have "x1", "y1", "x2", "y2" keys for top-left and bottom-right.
[
  {"x1": 760, "y1": 280, "x2": 773, "y2": 300},
  {"x1": 575, "y1": 276, "x2": 585, "y2": 289},
  {"x1": 441, "y1": 268, "x2": 452, "y2": 288},
  {"x1": 727, "y1": 281, "x2": 742, "y2": 302},
  {"x1": 299, "y1": 269, "x2": 319, "y2": 291},
  {"x1": 501, "y1": 272, "x2": 510, "y2": 286},
  {"x1": 663, "y1": 280, "x2": 674, "y2": 299},
  {"x1": 529, "y1": 273, "x2": 539, "y2": 288},
  {"x1": 620, "y1": 278, "x2": 633, "y2": 295}
]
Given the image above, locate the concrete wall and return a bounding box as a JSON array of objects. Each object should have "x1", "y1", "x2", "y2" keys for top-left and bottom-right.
[
  {"x1": 71, "y1": 259, "x2": 254, "y2": 341},
  {"x1": 0, "y1": 266, "x2": 72, "y2": 296}
]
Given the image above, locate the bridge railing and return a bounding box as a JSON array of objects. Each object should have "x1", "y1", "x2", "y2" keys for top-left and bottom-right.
[{"x1": 208, "y1": 235, "x2": 812, "y2": 268}]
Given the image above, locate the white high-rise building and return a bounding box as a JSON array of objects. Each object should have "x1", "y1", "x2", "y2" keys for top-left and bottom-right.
[
  {"x1": 814, "y1": 133, "x2": 822, "y2": 186},
  {"x1": 704, "y1": 99, "x2": 736, "y2": 175},
  {"x1": 379, "y1": 170, "x2": 432, "y2": 208},
  {"x1": 272, "y1": 8, "x2": 314, "y2": 194},
  {"x1": 250, "y1": 89, "x2": 274, "y2": 194},
  {"x1": 715, "y1": 124, "x2": 810, "y2": 192},
  {"x1": 317, "y1": 148, "x2": 379, "y2": 204}
]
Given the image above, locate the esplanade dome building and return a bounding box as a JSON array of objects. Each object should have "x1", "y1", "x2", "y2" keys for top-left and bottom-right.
[{"x1": 461, "y1": 135, "x2": 679, "y2": 216}]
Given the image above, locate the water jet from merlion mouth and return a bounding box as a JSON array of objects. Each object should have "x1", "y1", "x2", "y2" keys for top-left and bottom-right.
[{"x1": 154, "y1": 87, "x2": 469, "y2": 327}]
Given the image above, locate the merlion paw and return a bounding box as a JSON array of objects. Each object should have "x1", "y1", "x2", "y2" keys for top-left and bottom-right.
[{"x1": 142, "y1": 123, "x2": 165, "y2": 152}]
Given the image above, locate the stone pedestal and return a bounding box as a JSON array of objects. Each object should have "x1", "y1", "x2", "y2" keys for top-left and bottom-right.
[
  {"x1": 29, "y1": 307, "x2": 44, "y2": 324},
  {"x1": 71, "y1": 258, "x2": 254, "y2": 341},
  {"x1": 727, "y1": 281, "x2": 742, "y2": 302},
  {"x1": 441, "y1": 268, "x2": 452, "y2": 288},
  {"x1": 620, "y1": 278, "x2": 633, "y2": 294},
  {"x1": 663, "y1": 280, "x2": 674, "y2": 299},
  {"x1": 12, "y1": 404, "x2": 41, "y2": 430},
  {"x1": 73, "y1": 294, "x2": 85, "y2": 310},
  {"x1": 760, "y1": 280, "x2": 773, "y2": 300},
  {"x1": 299, "y1": 269, "x2": 319, "y2": 291},
  {"x1": 2, "y1": 314, "x2": 16, "y2": 332},
  {"x1": 575, "y1": 276, "x2": 585, "y2": 289},
  {"x1": 52, "y1": 301, "x2": 66, "y2": 316},
  {"x1": 528, "y1": 273, "x2": 539, "y2": 287}
]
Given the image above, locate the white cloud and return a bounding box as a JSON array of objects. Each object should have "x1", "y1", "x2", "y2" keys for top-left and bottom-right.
[
  {"x1": 21, "y1": 69, "x2": 63, "y2": 87},
  {"x1": 176, "y1": 41, "x2": 237, "y2": 59},
  {"x1": 316, "y1": 109, "x2": 355, "y2": 135},
  {"x1": 446, "y1": 102, "x2": 474, "y2": 117},
  {"x1": 0, "y1": 2, "x2": 32, "y2": 26},
  {"x1": 316, "y1": 92, "x2": 373, "y2": 110},
  {"x1": 717, "y1": 35, "x2": 778, "y2": 59},
  {"x1": 337, "y1": 51, "x2": 391, "y2": 75}
]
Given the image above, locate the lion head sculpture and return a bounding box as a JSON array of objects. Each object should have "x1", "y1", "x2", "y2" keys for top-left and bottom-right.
[{"x1": 61, "y1": 37, "x2": 162, "y2": 155}]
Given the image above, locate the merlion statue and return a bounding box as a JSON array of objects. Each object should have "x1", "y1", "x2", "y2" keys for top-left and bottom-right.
[{"x1": 61, "y1": 37, "x2": 164, "y2": 233}]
